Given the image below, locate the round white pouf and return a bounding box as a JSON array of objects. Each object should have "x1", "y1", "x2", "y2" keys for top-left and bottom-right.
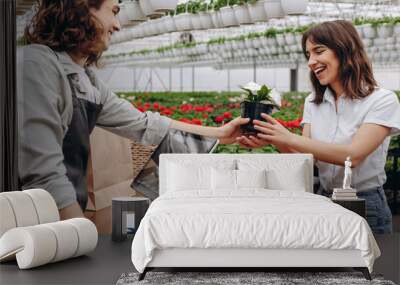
[
  {"x1": 0, "y1": 192, "x2": 39, "y2": 227},
  {"x1": 24, "y1": 189, "x2": 60, "y2": 224},
  {"x1": 0, "y1": 196, "x2": 17, "y2": 237},
  {"x1": 64, "y1": 218, "x2": 98, "y2": 257},
  {"x1": 0, "y1": 226, "x2": 57, "y2": 269},
  {"x1": 42, "y1": 221, "x2": 79, "y2": 262}
]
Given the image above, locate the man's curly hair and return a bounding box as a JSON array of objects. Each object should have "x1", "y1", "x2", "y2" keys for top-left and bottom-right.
[{"x1": 25, "y1": 0, "x2": 107, "y2": 66}]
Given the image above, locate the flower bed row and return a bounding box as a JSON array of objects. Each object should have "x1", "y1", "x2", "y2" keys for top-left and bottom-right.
[
  {"x1": 119, "y1": 91, "x2": 400, "y2": 157},
  {"x1": 119, "y1": 91, "x2": 305, "y2": 153}
]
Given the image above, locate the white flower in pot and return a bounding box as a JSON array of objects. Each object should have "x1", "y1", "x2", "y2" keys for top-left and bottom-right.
[
  {"x1": 264, "y1": 0, "x2": 284, "y2": 19},
  {"x1": 239, "y1": 82, "x2": 281, "y2": 134},
  {"x1": 248, "y1": 0, "x2": 268, "y2": 22},
  {"x1": 233, "y1": 4, "x2": 253, "y2": 25},
  {"x1": 281, "y1": 0, "x2": 308, "y2": 15}
]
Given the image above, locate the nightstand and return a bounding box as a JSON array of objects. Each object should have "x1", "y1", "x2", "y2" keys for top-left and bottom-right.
[{"x1": 332, "y1": 198, "x2": 366, "y2": 218}]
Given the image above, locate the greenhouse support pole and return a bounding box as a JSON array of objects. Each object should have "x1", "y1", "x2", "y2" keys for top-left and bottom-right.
[
  {"x1": 169, "y1": 67, "x2": 172, "y2": 92},
  {"x1": 180, "y1": 67, "x2": 183, "y2": 92},
  {"x1": 253, "y1": 60, "x2": 257, "y2": 82},
  {"x1": 0, "y1": 0, "x2": 18, "y2": 192},
  {"x1": 192, "y1": 66, "x2": 195, "y2": 92},
  {"x1": 149, "y1": 68, "x2": 153, "y2": 92},
  {"x1": 133, "y1": 68, "x2": 137, "y2": 92},
  {"x1": 227, "y1": 68, "x2": 231, "y2": 92},
  {"x1": 290, "y1": 67, "x2": 298, "y2": 92}
]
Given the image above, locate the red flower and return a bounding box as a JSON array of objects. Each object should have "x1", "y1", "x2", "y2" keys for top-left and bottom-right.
[
  {"x1": 215, "y1": 116, "x2": 224, "y2": 123},
  {"x1": 194, "y1": 106, "x2": 205, "y2": 112},
  {"x1": 205, "y1": 107, "x2": 214, "y2": 113},
  {"x1": 179, "y1": 118, "x2": 192, "y2": 124},
  {"x1": 180, "y1": 104, "x2": 193, "y2": 113},
  {"x1": 137, "y1": 107, "x2": 146, "y2": 112},
  {"x1": 162, "y1": 109, "x2": 173, "y2": 116},
  {"x1": 144, "y1": 103, "x2": 151, "y2": 109},
  {"x1": 223, "y1": 111, "x2": 232, "y2": 119},
  {"x1": 170, "y1": 106, "x2": 177, "y2": 111},
  {"x1": 202, "y1": 113, "x2": 209, "y2": 119},
  {"x1": 153, "y1": 103, "x2": 159, "y2": 110},
  {"x1": 159, "y1": 105, "x2": 166, "y2": 111},
  {"x1": 191, "y1": 118, "x2": 202, "y2": 125}
]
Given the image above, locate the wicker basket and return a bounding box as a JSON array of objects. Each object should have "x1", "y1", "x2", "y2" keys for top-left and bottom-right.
[{"x1": 131, "y1": 141, "x2": 158, "y2": 181}]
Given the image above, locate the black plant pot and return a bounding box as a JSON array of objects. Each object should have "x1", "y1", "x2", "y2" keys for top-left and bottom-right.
[{"x1": 240, "y1": 101, "x2": 274, "y2": 134}]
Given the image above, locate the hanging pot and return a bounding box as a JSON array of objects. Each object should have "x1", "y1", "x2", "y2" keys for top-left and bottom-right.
[
  {"x1": 163, "y1": 15, "x2": 177, "y2": 33},
  {"x1": 248, "y1": 0, "x2": 268, "y2": 22},
  {"x1": 210, "y1": 11, "x2": 223, "y2": 28},
  {"x1": 199, "y1": 12, "x2": 215, "y2": 29},
  {"x1": 362, "y1": 24, "x2": 376, "y2": 39},
  {"x1": 125, "y1": 0, "x2": 147, "y2": 22},
  {"x1": 174, "y1": 13, "x2": 193, "y2": 31},
  {"x1": 233, "y1": 4, "x2": 253, "y2": 25},
  {"x1": 240, "y1": 101, "x2": 274, "y2": 134},
  {"x1": 191, "y1": 14, "x2": 203, "y2": 30},
  {"x1": 139, "y1": 0, "x2": 163, "y2": 19},
  {"x1": 220, "y1": 6, "x2": 239, "y2": 27},
  {"x1": 377, "y1": 24, "x2": 394, "y2": 39},
  {"x1": 281, "y1": 0, "x2": 308, "y2": 15},
  {"x1": 148, "y1": 0, "x2": 178, "y2": 12},
  {"x1": 264, "y1": 0, "x2": 284, "y2": 19}
]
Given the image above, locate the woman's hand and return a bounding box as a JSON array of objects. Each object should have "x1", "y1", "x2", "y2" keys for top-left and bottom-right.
[
  {"x1": 218, "y1": 117, "x2": 250, "y2": 144},
  {"x1": 236, "y1": 134, "x2": 268, "y2": 148},
  {"x1": 253, "y1": 113, "x2": 295, "y2": 147}
]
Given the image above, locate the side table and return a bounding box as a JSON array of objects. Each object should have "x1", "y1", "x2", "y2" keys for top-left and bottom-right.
[
  {"x1": 112, "y1": 196, "x2": 150, "y2": 242},
  {"x1": 332, "y1": 198, "x2": 366, "y2": 218}
]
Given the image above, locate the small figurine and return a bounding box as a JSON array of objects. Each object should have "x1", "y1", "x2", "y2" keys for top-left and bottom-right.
[{"x1": 343, "y1": 157, "x2": 352, "y2": 190}]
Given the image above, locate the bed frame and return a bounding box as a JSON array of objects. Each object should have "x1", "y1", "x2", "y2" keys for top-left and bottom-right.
[
  {"x1": 140, "y1": 248, "x2": 371, "y2": 280},
  {"x1": 137, "y1": 154, "x2": 372, "y2": 281}
]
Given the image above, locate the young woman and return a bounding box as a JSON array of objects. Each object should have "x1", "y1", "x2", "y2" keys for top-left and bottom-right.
[
  {"x1": 237, "y1": 20, "x2": 400, "y2": 234},
  {"x1": 19, "y1": 0, "x2": 249, "y2": 219}
]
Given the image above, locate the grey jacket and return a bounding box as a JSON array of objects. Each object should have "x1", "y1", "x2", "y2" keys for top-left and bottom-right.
[{"x1": 18, "y1": 44, "x2": 172, "y2": 209}]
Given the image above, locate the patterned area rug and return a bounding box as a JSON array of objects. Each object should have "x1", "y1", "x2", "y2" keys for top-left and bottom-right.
[{"x1": 116, "y1": 271, "x2": 395, "y2": 285}]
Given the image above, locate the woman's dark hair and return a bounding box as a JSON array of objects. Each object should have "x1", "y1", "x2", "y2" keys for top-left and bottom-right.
[
  {"x1": 25, "y1": 0, "x2": 107, "y2": 66},
  {"x1": 301, "y1": 20, "x2": 377, "y2": 104}
]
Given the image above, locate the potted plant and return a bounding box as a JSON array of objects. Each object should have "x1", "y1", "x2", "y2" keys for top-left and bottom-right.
[{"x1": 239, "y1": 82, "x2": 280, "y2": 133}]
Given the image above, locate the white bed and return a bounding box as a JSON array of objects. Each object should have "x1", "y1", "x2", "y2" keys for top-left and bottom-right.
[{"x1": 131, "y1": 154, "x2": 380, "y2": 281}]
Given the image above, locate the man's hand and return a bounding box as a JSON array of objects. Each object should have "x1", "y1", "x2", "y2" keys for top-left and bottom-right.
[
  {"x1": 59, "y1": 202, "x2": 84, "y2": 220},
  {"x1": 217, "y1": 117, "x2": 250, "y2": 144}
]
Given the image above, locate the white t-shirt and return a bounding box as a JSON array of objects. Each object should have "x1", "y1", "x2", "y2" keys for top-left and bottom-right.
[{"x1": 301, "y1": 87, "x2": 400, "y2": 192}]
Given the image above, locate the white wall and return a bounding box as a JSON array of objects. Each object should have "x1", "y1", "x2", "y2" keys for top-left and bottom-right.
[{"x1": 95, "y1": 65, "x2": 400, "y2": 93}]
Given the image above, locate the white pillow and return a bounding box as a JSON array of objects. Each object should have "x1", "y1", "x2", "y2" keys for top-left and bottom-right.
[
  {"x1": 211, "y1": 169, "x2": 236, "y2": 190},
  {"x1": 167, "y1": 160, "x2": 236, "y2": 192},
  {"x1": 267, "y1": 167, "x2": 306, "y2": 192},
  {"x1": 211, "y1": 169, "x2": 267, "y2": 191},
  {"x1": 237, "y1": 159, "x2": 307, "y2": 191},
  {"x1": 236, "y1": 169, "x2": 267, "y2": 189}
]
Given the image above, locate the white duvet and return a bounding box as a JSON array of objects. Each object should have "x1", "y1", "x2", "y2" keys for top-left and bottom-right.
[{"x1": 131, "y1": 190, "x2": 380, "y2": 273}]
